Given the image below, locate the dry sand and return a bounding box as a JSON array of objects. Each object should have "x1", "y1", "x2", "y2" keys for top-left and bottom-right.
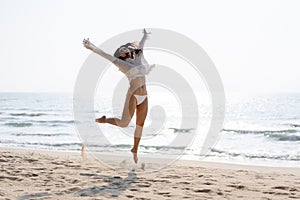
[{"x1": 0, "y1": 148, "x2": 299, "y2": 200}]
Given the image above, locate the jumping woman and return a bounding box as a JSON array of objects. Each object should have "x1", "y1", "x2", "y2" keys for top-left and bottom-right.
[{"x1": 83, "y1": 29, "x2": 154, "y2": 163}]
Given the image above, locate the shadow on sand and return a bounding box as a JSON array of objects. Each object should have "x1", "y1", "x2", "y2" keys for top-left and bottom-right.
[
  {"x1": 17, "y1": 172, "x2": 138, "y2": 199},
  {"x1": 76, "y1": 171, "x2": 138, "y2": 197}
]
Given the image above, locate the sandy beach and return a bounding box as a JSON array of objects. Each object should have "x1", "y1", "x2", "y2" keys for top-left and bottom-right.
[{"x1": 0, "y1": 148, "x2": 299, "y2": 200}]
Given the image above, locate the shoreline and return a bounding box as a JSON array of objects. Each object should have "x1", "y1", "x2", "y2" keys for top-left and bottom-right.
[
  {"x1": 2, "y1": 146, "x2": 299, "y2": 170},
  {"x1": 0, "y1": 147, "x2": 299, "y2": 199}
]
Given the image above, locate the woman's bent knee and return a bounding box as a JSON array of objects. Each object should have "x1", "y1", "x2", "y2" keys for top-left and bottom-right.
[
  {"x1": 118, "y1": 120, "x2": 131, "y2": 127},
  {"x1": 136, "y1": 122, "x2": 144, "y2": 127}
]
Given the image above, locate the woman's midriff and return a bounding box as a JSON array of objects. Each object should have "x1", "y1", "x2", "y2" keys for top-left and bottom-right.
[{"x1": 129, "y1": 76, "x2": 147, "y2": 95}]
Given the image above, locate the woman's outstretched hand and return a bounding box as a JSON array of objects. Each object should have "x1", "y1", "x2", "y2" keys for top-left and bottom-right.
[
  {"x1": 83, "y1": 38, "x2": 96, "y2": 50},
  {"x1": 143, "y1": 28, "x2": 151, "y2": 39}
]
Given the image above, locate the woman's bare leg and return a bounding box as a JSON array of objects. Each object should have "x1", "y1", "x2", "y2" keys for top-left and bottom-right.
[
  {"x1": 96, "y1": 90, "x2": 136, "y2": 127},
  {"x1": 131, "y1": 97, "x2": 148, "y2": 163}
]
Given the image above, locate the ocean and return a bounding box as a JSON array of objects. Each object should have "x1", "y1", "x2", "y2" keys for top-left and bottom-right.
[{"x1": 0, "y1": 92, "x2": 299, "y2": 167}]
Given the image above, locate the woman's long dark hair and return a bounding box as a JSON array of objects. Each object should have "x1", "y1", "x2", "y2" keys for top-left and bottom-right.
[{"x1": 114, "y1": 42, "x2": 142, "y2": 60}]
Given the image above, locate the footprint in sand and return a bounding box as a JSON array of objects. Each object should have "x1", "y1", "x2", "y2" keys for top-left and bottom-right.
[{"x1": 193, "y1": 189, "x2": 212, "y2": 193}]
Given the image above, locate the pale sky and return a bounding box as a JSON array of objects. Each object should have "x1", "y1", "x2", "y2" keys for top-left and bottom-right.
[{"x1": 0, "y1": 0, "x2": 299, "y2": 94}]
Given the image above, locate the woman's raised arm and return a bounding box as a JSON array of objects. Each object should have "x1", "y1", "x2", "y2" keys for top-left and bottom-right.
[
  {"x1": 82, "y1": 38, "x2": 135, "y2": 73},
  {"x1": 138, "y1": 29, "x2": 150, "y2": 50},
  {"x1": 83, "y1": 38, "x2": 116, "y2": 63}
]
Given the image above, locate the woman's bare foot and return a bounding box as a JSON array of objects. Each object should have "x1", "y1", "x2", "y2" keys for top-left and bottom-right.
[
  {"x1": 131, "y1": 148, "x2": 138, "y2": 164},
  {"x1": 95, "y1": 115, "x2": 106, "y2": 123}
]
